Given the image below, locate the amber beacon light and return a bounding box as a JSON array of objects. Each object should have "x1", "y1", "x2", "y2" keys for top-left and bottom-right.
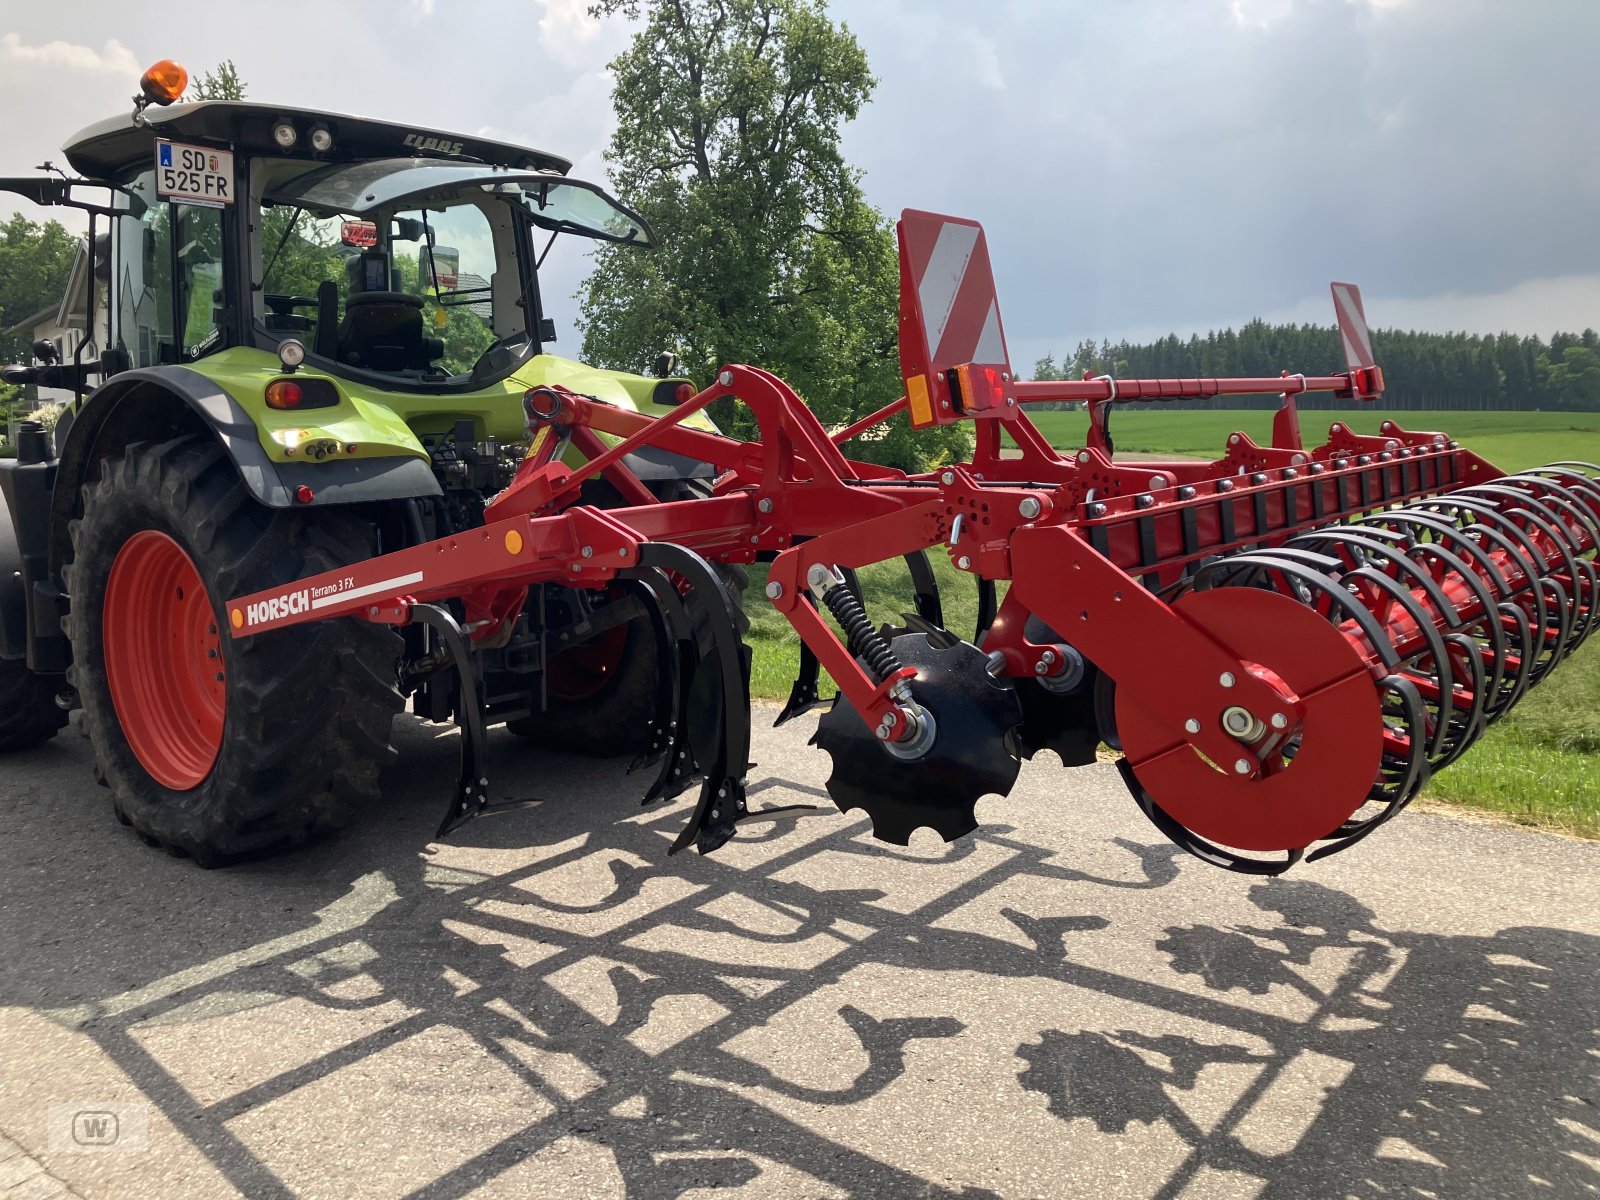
[{"x1": 139, "y1": 60, "x2": 189, "y2": 106}]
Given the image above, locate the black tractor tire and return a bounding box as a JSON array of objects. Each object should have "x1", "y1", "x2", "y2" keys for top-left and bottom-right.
[
  {"x1": 65, "y1": 436, "x2": 404, "y2": 865},
  {"x1": 0, "y1": 659, "x2": 67, "y2": 752},
  {"x1": 507, "y1": 562, "x2": 748, "y2": 757}
]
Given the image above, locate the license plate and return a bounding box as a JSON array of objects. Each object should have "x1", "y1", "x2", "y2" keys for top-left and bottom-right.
[{"x1": 155, "y1": 140, "x2": 234, "y2": 207}]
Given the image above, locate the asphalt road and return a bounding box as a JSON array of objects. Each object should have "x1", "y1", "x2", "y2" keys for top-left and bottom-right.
[{"x1": 2, "y1": 707, "x2": 1597, "y2": 1200}]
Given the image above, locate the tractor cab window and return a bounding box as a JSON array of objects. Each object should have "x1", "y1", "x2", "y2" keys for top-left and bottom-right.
[
  {"x1": 260, "y1": 199, "x2": 503, "y2": 378},
  {"x1": 113, "y1": 168, "x2": 226, "y2": 367}
]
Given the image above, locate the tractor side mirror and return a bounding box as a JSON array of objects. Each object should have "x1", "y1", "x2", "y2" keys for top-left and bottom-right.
[{"x1": 539, "y1": 318, "x2": 556, "y2": 344}]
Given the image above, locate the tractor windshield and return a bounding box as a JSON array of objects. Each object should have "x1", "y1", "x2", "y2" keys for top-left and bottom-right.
[{"x1": 255, "y1": 159, "x2": 651, "y2": 383}]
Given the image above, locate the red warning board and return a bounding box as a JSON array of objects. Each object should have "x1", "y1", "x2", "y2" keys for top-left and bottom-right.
[{"x1": 897, "y1": 210, "x2": 1013, "y2": 428}]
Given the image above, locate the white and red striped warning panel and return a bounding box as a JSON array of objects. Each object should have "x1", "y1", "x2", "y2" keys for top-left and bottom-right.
[
  {"x1": 897, "y1": 210, "x2": 1014, "y2": 428},
  {"x1": 1330, "y1": 281, "x2": 1375, "y2": 373}
]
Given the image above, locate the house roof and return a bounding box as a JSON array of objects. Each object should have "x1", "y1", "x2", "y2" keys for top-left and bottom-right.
[{"x1": 3, "y1": 303, "x2": 62, "y2": 338}]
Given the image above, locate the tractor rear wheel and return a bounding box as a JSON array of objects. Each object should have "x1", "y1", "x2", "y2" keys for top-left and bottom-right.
[
  {"x1": 0, "y1": 659, "x2": 67, "y2": 752},
  {"x1": 66, "y1": 436, "x2": 403, "y2": 864}
]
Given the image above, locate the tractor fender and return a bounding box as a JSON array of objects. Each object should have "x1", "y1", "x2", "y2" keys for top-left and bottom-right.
[{"x1": 51, "y1": 366, "x2": 441, "y2": 568}]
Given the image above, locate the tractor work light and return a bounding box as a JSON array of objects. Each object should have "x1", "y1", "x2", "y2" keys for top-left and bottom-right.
[
  {"x1": 139, "y1": 60, "x2": 188, "y2": 106},
  {"x1": 271, "y1": 120, "x2": 299, "y2": 150},
  {"x1": 277, "y1": 338, "x2": 306, "y2": 371},
  {"x1": 308, "y1": 124, "x2": 334, "y2": 153}
]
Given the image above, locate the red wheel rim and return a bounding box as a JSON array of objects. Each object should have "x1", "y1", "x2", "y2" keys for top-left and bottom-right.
[{"x1": 103, "y1": 530, "x2": 225, "y2": 790}]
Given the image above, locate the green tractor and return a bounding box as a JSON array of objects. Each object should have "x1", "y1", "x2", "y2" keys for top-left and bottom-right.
[{"x1": 0, "y1": 61, "x2": 725, "y2": 863}]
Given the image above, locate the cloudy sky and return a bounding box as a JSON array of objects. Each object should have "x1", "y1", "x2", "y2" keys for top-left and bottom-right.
[{"x1": 2, "y1": 0, "x2": 1596, "y2": 369}]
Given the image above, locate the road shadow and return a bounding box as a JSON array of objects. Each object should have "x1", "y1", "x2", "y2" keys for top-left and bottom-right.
[{"x1": 0, "y1": 715, "x2": 1596, "y2": 1198}]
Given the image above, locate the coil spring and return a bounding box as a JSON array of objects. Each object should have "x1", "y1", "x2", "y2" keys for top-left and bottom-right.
[
  {"x1": 820, "y1": 577, "x2": 904, "y2": 683},
  {"x1": 1180, "y1": 462, "x2": 1600, "y2": 861}
]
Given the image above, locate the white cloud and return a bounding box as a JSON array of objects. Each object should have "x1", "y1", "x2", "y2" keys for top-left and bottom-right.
[
  {"x1": 0, "y1": 33, "x2": 139, "y2": 75},
  {"x1": 536, "y1": 0, "x2": 604, "y2": 67}
]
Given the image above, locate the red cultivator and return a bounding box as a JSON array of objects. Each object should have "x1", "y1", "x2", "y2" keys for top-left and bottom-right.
[{"x1": 229, "y1": 212, "x2": 1600, "y2": 874}]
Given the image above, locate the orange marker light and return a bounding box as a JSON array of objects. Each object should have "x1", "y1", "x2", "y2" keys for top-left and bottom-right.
[
  {"x1": 504, "y1": 529, "x2": 524, "y2": 556},
  {"x1": 230, "y1": 608, "x2": 244, "y2": 630},
  {"x1": 140, "y1": 60, "x2": 189, "y2": 106}
]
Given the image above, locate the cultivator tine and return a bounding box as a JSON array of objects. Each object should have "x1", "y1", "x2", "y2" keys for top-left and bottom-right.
[
  {"x1": 773, "y1": 609, "x2": 823, "y2": 727},
  {"x1": 629, "y1": 543, "x2": 813, "y2": 855},
  {"x1": 416, "y1": 603, "x2": 541, "y2": 839},
  {"x1": 624, "y1": 573, "x2": 694, "y2": 794}
]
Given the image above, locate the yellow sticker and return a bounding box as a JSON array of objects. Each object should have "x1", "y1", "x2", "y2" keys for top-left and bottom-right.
[
  {"x1": 528, "y1": 425, "x2": 550, "y2": 460},
  {"x1": 907, "y1": 373, "x2": 932, "y2": 427}
]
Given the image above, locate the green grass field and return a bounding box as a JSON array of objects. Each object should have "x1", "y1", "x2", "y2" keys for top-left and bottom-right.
[{"x1": 741, "y1": 409, "x2": 1599, "y2": 838}]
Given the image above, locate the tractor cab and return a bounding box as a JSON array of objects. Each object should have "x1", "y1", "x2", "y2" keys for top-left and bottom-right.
[
  {"x1": 2, "y1": 62, "x2": 651, "y2": 398},
  {"x1": 253, "y1": 157, "x2": 650, "y2": 386}
]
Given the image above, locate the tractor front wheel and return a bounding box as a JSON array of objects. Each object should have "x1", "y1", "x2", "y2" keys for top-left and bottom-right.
[{"x1": 66, "y1": 437, "x2": 403, "y2": 864}]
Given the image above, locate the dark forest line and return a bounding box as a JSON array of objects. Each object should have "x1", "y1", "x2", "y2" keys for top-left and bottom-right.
[{"x1": 1032, "y1": 320, "x2": 1600, "y2": 411}]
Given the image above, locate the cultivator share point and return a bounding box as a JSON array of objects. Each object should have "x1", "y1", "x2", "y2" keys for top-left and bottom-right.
[
  {"x1": 225, "y1": 211, "x2": 1599, "y2": 874},
  {"x1": 2, "y1": 66, "x2": 1593, "y2": 870}
]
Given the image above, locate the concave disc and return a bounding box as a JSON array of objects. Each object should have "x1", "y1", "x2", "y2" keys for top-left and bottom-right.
[{"x1": 1116, "y1": 587, "x2": 1383, "y2": 853}]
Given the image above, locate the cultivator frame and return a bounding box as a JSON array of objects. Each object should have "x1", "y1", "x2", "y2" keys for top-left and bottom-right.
[{"x1": 228, "y1": 211, "x2": 1599, "y2": 873}]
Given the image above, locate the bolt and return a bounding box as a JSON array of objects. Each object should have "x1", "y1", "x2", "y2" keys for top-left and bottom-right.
[
  {"x1": 214, "y1": 672, "x2": 225, "y2": 682},
  {"x1": 750, "y1": 535, "x2": 760, "y2": 544},
  {"x1": 719, "y1": 370, "x2": 733, "y2": 386},
  {"x1": 1335, "y1": 458, "x2": 1349, "y2": 470},
  {"x1": 206, "y1": 648, "x2": 218, "y2": 659},
  {"x1": 1292, "y1": 453, "x2": 1307, "y2": 465},
  {"x1": 875, "y1": 725, "x2": 892, "y2": 741},
  {"x1": 208, "y1": 624, "x2": 217, "y2": 635},
  {"x1": 957, "y1": 555, "x2": 972, "y2": 570},
  {"x1": 765, "y1": 581, "x2": 783, "y2": 599},
  {"x1": 1087, "y1": 502, "x2": 1107, "y2": 518},
  {"x1": 1310, "y1": 463, "x2": 1326, "y2": 474},
  {"x1": 1001, "y1": 371, "x2": 1011, "y2": 383},
  {"x1": 1149, "y1": 475, "x2": 1168, "y2": 490},
  {"x1": 1379, "y1": 451, "x2": 1393, "y2": 462},
  {"x1": 1222, "y1": 707, "x2": 1256, "y2": 736},
  {"x1": 1332, "y1": 423, "x2": 1344, "y2": 434},
  {"x1": 1283, "y1": 468, "x2": 1298, "y2": 479},
  {"x1": 619, "y1": 548, "x2": 628, "y2": 558},
  {"x1": 1135, "y1": 493, "x2": 1154, "y2": 509},
  {"x1": 369, "y1": 606, "x2": 380, "y2": 616},
  {"x1": 882, "y1": 710, "x2": 897, "y2": 727},
  {"x1": 1041, "y1": 649, "x2": 1057, "y2": 665},
  {"x1": 1034, "y1": 659, "x2": 1050, "y2": 674},
  {"x1": 1178, "y1": 485, "x2": 1197, "y2": 500},
  {"x1": 941, "y1": 471, "x2": 956, "y2": 485},
  {"x1": 1251, "y1": 473, "x2": 1268, "y2": 486},
  {"x1": 571, "y1": 563, "x2": 582, "y2": 572},
  {"x1": 1019, "y1": 496, "x2": 1042, "y2": 519},
  {"x1": 1216, "y1": 479, "x2": 1234, "y2": 493},
  {"x1": 1219, "y1": 672, "x2": 1236, "y2": 688},
  {"x1": 986, "y1": 650, "x2": 1008, "y2": 675},
  {"x1": 581, "y1": 545, "x2": 593, "y2": 558},
  {"x1": 1078, "y1": 451, "x2": 1091, "y2": 464},
  {"x1": 1234, "y1": 758, "x2": 1252, "y2": 775},
  {"x1": 757, "y1": 497, "x2": 773, "y2": 514},
  {"x1": 1271, "y1": 713, "x2": 1289, "y2": 730},
  {"x1": 1229, "y1": 434, "x2": 1240, "y2": 445},
  {"x1": 1184, "y1": 718, "x2": 1201, "y2": 734},
  {"x1": 1006, "y1": 396, "x2": 1016, "y2": 407},
  {"x1": 710, "y1": 807, "x2": 721, "y2": 820}
]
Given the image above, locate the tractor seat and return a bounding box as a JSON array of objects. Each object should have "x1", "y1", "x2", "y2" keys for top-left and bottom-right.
[{"x1": 337, "y1": 292, "x2": 441, "y2": 373}]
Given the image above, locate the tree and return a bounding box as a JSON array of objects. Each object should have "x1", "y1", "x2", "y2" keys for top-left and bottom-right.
[
  {"x1": 191, "y1": 60, "x2": 246, "y2": 102},
  {"x1": 0, "y1": 213, "x2": 79, "y2": 366},
  {"x1": 579, "y1": 0, "x2": 968, "y2": 471}
]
